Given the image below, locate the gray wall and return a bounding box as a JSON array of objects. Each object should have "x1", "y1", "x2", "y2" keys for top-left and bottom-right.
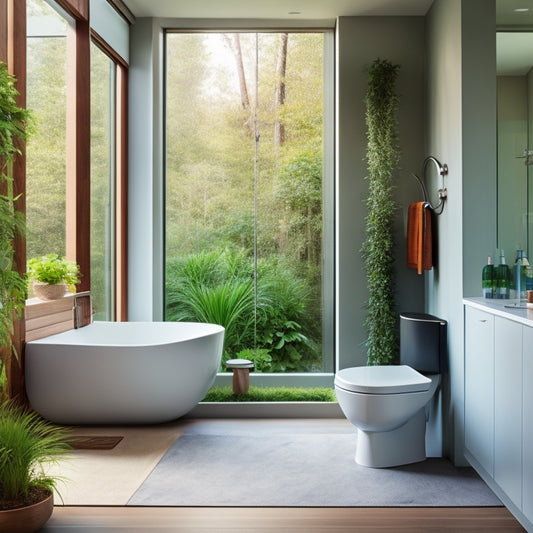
[
  {"x1": 336, "y1": 16, "x2": 426, "y2": 370},
  {"x1": 128, "y1": 18, "x2": 165, "y2": 322},
  {"x1": 426, "y1": 0, "x2": 497, "y2": 464}
]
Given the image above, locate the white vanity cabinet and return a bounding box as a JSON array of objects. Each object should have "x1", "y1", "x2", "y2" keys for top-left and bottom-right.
[
  {"x1": 494, "y1": 317, "x2": 522, "y2": 510},
  {"x1": 464, "y1": 299, "x2": 533, "y2": 532},
  {"x1": 464, "y1": 306, "x2": 494, "y2": 476},
  {"x1": 524, "y1": 326, "x2": 533, "y2": 522}
]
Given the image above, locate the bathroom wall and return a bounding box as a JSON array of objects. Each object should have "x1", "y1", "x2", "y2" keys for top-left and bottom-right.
[
  {"x1": 336, "y1": 16, "x2": 426, "y2": 371},
  {"x1": 426, "y1": 0, "x2": 497, "y2": 464},
  {"x1": 129, "y1": 18, "x2": 165, "y2": 322}
]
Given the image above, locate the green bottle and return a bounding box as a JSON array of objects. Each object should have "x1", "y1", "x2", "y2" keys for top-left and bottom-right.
[
  {"x1": 482, "y1": 256, "x2": 494, "y2": 298},
  {"x1": 495, "y1": 250, "x2": 511, "y2": 299}
]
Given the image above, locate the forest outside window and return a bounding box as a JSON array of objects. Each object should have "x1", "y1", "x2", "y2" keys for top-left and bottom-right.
[{"x1": 164, "y1": 31, "x2": 333, "y2": 374}]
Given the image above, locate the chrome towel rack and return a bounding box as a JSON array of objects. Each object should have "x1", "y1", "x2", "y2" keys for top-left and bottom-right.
[{"x1": 411, "y1": 156, "x2": 448, "y2": 215}]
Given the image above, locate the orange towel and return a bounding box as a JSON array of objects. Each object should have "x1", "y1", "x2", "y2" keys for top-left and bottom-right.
[{"x1": 407, "y1": 202, "x2": 433, "y2": 274}]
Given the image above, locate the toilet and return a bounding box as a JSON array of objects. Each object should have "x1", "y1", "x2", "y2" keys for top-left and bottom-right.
[{"x1": 335, "y1": 313, "x2": 446, "y2": 468}]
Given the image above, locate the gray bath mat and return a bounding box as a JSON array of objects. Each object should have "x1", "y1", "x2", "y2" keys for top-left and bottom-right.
[{"x1": 128, "y1": 434, "x2": 501, "y2": 507}]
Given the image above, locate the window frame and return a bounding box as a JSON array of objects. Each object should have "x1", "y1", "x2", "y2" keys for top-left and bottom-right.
[
  {"x1": 90, "y1": 30, "x2": 129, "y2": 321},
  {"x1": 2, "y1": 0, "x2": 129, "y2": 400}
]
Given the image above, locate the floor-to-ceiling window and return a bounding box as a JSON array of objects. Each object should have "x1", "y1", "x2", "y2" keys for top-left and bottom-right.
[
  {"x1": 165, "y1": 31, "x2": 333, "y2": 374},
  {"x1": 26, "y1": 0, "x2": 71, "y2": 263},
  {"x1": 90, "y1": 40, "x2": 116, "y2": 320}
]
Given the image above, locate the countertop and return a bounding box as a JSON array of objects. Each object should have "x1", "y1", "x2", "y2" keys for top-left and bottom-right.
[{"x1": 464, "y1": 296, "x2": 533, "y2": 328}]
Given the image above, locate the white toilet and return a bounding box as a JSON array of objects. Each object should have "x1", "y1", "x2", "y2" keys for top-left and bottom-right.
[{"x1": 335, "y1": 313, "x2": 446, "y2": 468}]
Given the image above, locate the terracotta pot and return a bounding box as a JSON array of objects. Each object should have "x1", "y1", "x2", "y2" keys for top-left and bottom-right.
[
  {"x1": 33, "y1": 281, "x2": 67, "y2": 301},
  {"x1": 0, "y1": 492, "x2": 54, "y2": 533}
]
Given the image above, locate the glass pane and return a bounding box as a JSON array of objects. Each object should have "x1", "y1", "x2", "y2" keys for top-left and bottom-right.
[
  {"x1": 165, "y1": 32, "x2": 328, "y2": 373},
  {"x1": 90, "y1": 42, "x2": 116, "y2": 320},
  {"x1": 26, "y1": 0, "x2": 70, "y2": 263}
]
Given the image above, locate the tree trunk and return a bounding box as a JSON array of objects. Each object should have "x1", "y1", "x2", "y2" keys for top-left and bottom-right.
[
  {"x1": 274, "y1": 33, "x2": 288, "y2": 149},
  {"x1": 223, "y1": 34, "x2": 250, "y2": 111}
]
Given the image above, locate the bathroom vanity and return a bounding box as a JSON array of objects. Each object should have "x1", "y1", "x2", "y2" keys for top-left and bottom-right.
[{"x1": 464, "y1": 298, "x2": 533, "y2": 532}]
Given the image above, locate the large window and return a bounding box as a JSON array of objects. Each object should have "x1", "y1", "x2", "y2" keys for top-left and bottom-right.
[
  {"x1": 90, "y1": 41, "x2": 116, "y2": 320},
  {"x1": 26, "y1": 0, "x2": 72, "y2": 262},
  {"x1": 165, "y1": 32, "x2": 333, "y2": 373}
]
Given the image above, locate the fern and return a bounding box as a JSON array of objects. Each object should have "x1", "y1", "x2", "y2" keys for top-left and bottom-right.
[{"x1": 361, "y1": 58, "x2": 401, "y2": 366}]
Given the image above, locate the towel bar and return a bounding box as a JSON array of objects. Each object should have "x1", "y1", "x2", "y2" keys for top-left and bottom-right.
[{"x1": 411, "y1": 156, "x2": 448, "y2": 215}]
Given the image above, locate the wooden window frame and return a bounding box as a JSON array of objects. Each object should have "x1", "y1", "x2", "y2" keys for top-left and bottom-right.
[
  {"x1": 1, "y1": 0, "x2": 128, "y2": 400},
  {"x1": 91, "y1": 31, "x2": 129, "y2": 321}
]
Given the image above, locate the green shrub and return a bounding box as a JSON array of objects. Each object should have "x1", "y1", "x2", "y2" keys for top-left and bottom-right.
[
  {"x1": 28, "y1": 254, "x2": 80, "y2": 287},
  {"x1": 165, "y1": 248, "x2": 320, "y2": 371}
]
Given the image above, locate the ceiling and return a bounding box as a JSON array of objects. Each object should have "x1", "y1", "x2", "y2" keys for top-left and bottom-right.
[
  {"x1": 120, "y1": 0, "x2": 533, "y2": 76},
  {"x1": 121, "y1": 0, "x2": 434, "y2": 21}
]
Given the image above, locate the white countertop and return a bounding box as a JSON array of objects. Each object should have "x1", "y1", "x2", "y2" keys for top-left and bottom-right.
[{"x1": 464, "y1": 297, "x2": 533, "y2": 327}]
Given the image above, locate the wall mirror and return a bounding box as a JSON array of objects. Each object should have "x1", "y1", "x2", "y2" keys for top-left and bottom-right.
[{"x1": 496, "y1": 1, "x2": 533, "y2": 264}]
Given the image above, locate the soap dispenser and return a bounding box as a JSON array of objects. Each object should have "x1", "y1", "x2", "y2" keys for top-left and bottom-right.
[
  {"x1": 482, "y1": 256, "x2": 494, "y2": 298},
  {"x1": 495, "y1": 250, "x2": 511, "y2": 299}
]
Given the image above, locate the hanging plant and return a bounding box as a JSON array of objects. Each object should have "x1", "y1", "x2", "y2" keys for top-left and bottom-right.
[
  {"x1": 0, "y1": 62, "x2": 33, "y2": 398},
  {"x1": 361, "y1": 58, "x2": 401, "y2": 366}
]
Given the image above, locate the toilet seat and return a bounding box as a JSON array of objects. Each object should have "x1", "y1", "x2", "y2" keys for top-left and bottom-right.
[{"x1": 335, "y1": 365, "x2": 431, "y2": 394}]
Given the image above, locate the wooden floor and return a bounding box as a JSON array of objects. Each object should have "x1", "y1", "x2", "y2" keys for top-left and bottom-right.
[{"x1": 43, "y1": 506, "x2": 525, "y2": 532}]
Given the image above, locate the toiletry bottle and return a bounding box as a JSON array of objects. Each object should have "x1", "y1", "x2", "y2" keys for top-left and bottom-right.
[
  {"x1": 514, "y1": 250, "x2": 525, "y2": 300},
  {"x1": 514, "y1": 249, "x2": 533, "y2": 300},
  {"x1": 523, "y1": 251, "x2": 533, "y2": 294},
  {"x1": 482, "y1": 256, "x2": 494, "y2": 298},
  {"x1": 495, "y1": 250, "x2": 511, "y2": 299}
]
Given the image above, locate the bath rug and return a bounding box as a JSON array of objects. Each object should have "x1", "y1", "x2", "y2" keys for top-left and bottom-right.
[
  {"x1": 68, "y1": 436, "x2": 124, "y2": 450},
  {"x1": 128, "y1": 434, "x2": 501, "y2": 507}
]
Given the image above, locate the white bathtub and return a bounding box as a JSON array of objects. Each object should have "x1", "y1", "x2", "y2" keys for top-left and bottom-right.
[{"x1": 25, "y1": 321, "x2": 224, "y2": 425}]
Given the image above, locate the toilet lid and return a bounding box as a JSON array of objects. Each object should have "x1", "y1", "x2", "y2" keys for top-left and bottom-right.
[{"x1": 335, "y1": 365, "x2": 431, "y2": 394}]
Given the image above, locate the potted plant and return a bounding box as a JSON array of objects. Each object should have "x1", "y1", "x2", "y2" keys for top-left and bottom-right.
[
  {"x1": 0, "y1": 401, "x2": 71, "y2": 533},
  {"x1": 0, "y1": 61, "x2": 32, "y2": 400},
  {"x1": 361, "y1": 58, "x2": 401, "y2": 366},
  {"x1": 28, "y1": 254, "x2": 80, "y2": 301}
]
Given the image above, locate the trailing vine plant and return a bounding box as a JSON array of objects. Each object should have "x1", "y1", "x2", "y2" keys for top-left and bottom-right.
[
  {"x1": 0, "y1": 62, "x2": 33, "y2": 399},
  {"x1": 361, "y1": 58, "x2": 401, "y2": 366}
]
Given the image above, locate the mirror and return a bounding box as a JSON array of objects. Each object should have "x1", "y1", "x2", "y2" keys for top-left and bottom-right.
[{"x1": 497, "y1": 31, "x2": 533, "y2": 264}]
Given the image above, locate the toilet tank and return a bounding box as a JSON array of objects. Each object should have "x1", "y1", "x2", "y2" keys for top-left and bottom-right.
[{"x1": 400, "y1": 312, "x2": 447, "y2": 373}]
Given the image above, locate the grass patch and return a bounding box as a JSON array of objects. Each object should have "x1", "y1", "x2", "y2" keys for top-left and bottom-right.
[{"x1": 202, "y1": 386, "x2": 337, "y2": 403}]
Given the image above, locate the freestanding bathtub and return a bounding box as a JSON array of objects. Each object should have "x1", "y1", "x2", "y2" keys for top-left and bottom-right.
[{"x1": 25, "y1": 321, "x2": 224, "y2": 425}]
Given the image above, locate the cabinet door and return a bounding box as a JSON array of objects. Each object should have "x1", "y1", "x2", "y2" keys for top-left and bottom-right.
[
  {"x1": 465, "y1": 306, "x2": 494, "y2": 476},
  {"x1": 523, "y1": 326, "x2": 533, "y2": 521},
  {"x1": 494, "y1": 317, "x2": 522, "y2": 509}
]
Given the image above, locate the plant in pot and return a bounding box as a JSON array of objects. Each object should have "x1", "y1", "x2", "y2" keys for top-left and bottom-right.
[
  {"x1": 361, "y1": 58, "x2": 401, "y2": 366},
  {"x1": 0, "y1": 401, "x2": 71, "y2": 533},
  {"x1": 28, "y1": 254, "x2": 80, "y2": 301}
]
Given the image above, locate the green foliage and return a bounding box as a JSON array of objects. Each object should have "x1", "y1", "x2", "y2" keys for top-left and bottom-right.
[
  {"x1": 362, "y1": 58, "x2": 401, "y2": 366},
  {"x1": 0, "y1": 401, "x2": 71, "y2": 506},
  {"x1": 0, "y1": 62, "x2": 33, "y2": 394},
  {"x1": 28, "y1": 254, "x2": 80, "y2": 289},
  {"x1": 166, "y1": 249, "x2": 320, "y2": 371},
  {"x1": 202, "y1": 385, "x2": 337, "y2": 402},
  {"x1": 236, "y1": 348, "x2": 272, "y2": 372}
]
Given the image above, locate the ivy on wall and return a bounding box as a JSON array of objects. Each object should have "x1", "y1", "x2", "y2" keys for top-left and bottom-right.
[
  {"x1": 0, "y1": 62, "x2": 32, "y2": 398},
  {"x1": 361, "y1": 58, "x2": 401, "y2": 366}
]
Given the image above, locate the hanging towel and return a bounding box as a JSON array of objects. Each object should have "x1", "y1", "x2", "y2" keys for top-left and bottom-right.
[{"x1": 406, "y1": 201, "x2": 433, "y2": 274}]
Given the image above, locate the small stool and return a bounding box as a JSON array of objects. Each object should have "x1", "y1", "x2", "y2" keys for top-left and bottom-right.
[{"x1": 226, "y1": 358, "x2": 254, "y2": 394}]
